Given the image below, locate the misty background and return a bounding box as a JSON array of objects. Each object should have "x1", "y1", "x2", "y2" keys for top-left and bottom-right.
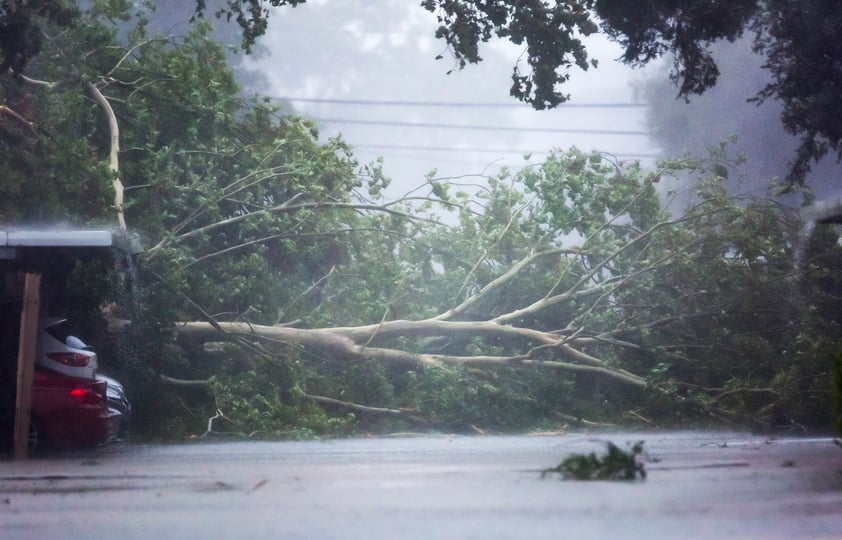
[{"x1": 149, "y1": 0, "x2": 840, "y2": 204}]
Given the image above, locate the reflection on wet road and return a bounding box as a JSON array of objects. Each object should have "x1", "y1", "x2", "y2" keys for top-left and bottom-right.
[{"x1": 1, "y1": 432, "x2": 841, "y2": 539}]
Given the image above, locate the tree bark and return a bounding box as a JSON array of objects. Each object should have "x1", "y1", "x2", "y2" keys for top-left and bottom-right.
[
  {"x1": 88, "y1": 82, "x2": 126, "y2": 231},
  {"x1": 175, "y1": 320, "x2": 647, "y2": 387}
]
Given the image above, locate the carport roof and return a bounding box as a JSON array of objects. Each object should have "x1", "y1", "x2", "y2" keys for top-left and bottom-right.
[
  {"x1": 0, "y1": 229, "x2": 115, "y2": 247},
  {"x1": 0, "y1": 229, "x2": 143, "y2": 256}
]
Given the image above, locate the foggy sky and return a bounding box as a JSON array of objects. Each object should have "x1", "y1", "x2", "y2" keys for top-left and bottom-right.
[
  {"x1": 146, "y1": 1, "x2": 839, "y2": 206},
  {"x1": 233, "y1": 0, "x2": 653, "y2": 198},
  {"x1": 640, "y1": 35, "x2": 842, "y2": 205}
]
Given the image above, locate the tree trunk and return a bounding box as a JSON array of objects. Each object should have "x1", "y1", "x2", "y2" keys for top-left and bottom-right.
[{"x1": 175, "y1": 320, "x2": 647, "y2": 388}]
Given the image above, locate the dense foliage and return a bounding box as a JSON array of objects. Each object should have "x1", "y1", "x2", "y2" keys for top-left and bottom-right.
[{"x1": 0, "y1": 2, "x2": 839, "y2": 440}]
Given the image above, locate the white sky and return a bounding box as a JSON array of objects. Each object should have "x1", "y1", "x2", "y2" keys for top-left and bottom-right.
[{"x1": 238, "y1": 1, "x2": 659, "y2": 198}]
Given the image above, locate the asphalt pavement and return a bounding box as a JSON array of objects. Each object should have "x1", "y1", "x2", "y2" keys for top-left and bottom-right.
[{"x1": 1, "y1": 431, "x2": 841, "y2": 539}]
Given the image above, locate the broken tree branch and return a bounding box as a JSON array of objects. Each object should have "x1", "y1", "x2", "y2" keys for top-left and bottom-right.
[
  {"x1": 0, "y1": 104, "x2": 37, "y2": 133},
  {"x1": 87, "y1": 82, "x2": 126, "y2": 231},
  {"x1": 175, "y1": 320, "x2": 648, "y2": 387},
  {"x1": 160, "y1": 374, "x2": 210, "y2": 386},
  {"x1": 302, "y1": 392, "x2": 426, "y2": 423}
]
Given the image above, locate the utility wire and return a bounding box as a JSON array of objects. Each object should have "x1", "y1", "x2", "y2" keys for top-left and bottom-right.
[
  {"x1": 353, "y1": 143, "x2": 659, "y2": 159},
  {"x1": 284, "y1": 97, "x2": 647, "y2": 108},
  {"x1": 312, "y1": 117, "x2": 648, "y2": 135}
]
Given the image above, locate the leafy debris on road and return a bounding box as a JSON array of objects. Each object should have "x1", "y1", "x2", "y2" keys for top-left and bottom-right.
[{"x1": 541, "y1": 441, "x2": 646, "y2": 481}]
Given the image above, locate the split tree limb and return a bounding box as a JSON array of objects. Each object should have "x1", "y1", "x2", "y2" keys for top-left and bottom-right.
[
  {"x1": 87, "y1": 82, "x2": 126, "y2": 231},
  {"x1": 160, "y1": 374, "x2": 210, "y2": 387},
  {"x1": 302, "y1": 392, "x2": 426, "y2": 423},
  {"x1": 20, "y1": 74, "x2": 56, "y2": 89},
  {"x1": 0, "y1": 104, "x2": 37, "y2": 134},
  {"x1": 201, "y1": 409, "x2": 225, "y2": 438},
  {"x1": 175, "y1": 320, "x2": 648, "y2": 387}
]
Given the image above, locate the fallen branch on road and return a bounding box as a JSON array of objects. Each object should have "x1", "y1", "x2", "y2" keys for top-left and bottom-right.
[{"x1": 302, "y1": 392, "x2": 427, "y2": 424}]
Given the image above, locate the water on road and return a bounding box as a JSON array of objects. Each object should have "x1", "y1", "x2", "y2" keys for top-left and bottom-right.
[{"x1": 1, "y1": 432, "x2": 840, "y2": 539}]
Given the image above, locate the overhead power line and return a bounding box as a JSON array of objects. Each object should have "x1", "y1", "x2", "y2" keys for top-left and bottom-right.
[
  {"x1": 312, "y1": 117, "x2": 648, "y2": 136},
  {"x1": 353, "y1": 143, "x2": 659, "y2": 159},
  {"x1": 284, "y1": 97, "x2": 647, "y2": 108}
]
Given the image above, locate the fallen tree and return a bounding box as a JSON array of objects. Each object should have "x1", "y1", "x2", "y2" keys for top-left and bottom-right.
[
  {"x1": 175, "y1": 320, "x2": 647, "y2": 388},
  {"x1": 143, "y1": 147, "x2": 830, "y2": 437}
]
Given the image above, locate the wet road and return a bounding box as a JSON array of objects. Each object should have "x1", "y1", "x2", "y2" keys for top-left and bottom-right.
[{"x1": 1, "y1": 432, "x2": 841, "y2": 539}]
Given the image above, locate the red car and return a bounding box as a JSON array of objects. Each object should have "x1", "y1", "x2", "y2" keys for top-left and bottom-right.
[{"x1": 28, "y1": 366, "x2": 117, "y2": 451}]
